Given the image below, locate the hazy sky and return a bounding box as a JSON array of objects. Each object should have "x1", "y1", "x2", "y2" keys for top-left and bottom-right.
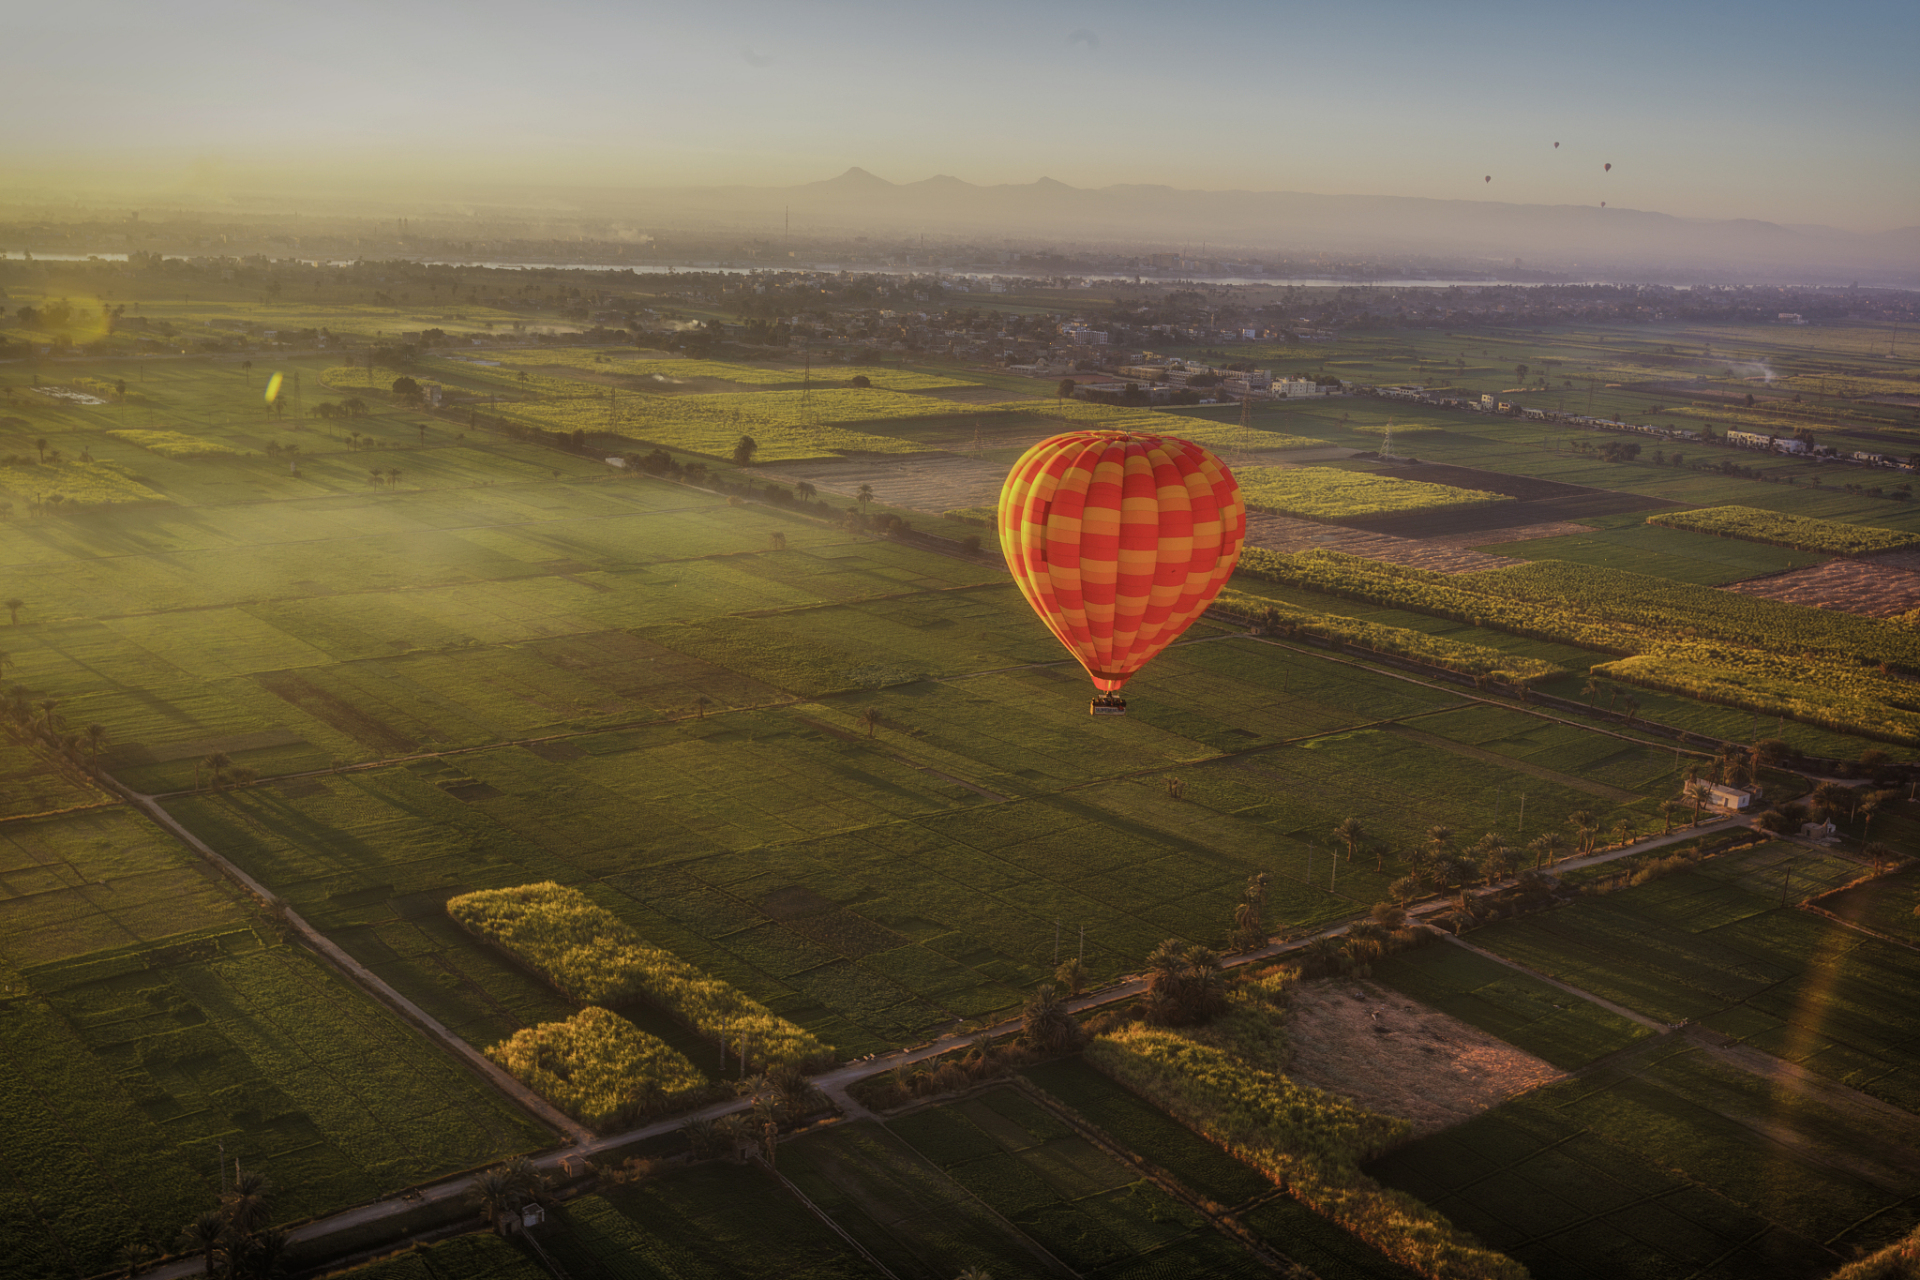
[{"x1": 9, "y1": 0, "x2": 1917, "y2": 230}]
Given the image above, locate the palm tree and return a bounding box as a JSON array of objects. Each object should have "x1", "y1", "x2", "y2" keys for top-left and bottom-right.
[
  {"x1": 692, "y1": 694, "x2": 711, "y2": 720},
  {"x1": 199, "y1": 750, "x2": 232, "y2": 791},
  {"x1": 794, "y1": 481, "x2": 816, "y2": 502},
  {"x1": 1424, "y1": 825, "x2": 1453, "y2": 861},
  {"x1": 471, "y1": 1168, "x2": 521, "y2": 1235},
  {"x1": 1566, "y1": 809, "x2": 1596, "y2": 855},
  {"x1": 1682, "y1": 773, "x2": 1707, "y2": 825},
  {"x1": 1863, "y1": 841, "x2": 1895, "y2": 874},
  {"x1": 681, "y1": 1117, "x2": 720, "y2": 1160},
  {"x1": 1811, "y1": 781, "x2": 1853, "y2": 823},
  {"x1": 34, "y1": 438, "x2": 47, "y2": 463},
  {"x1": 1611, "y1": 817, "x2": 1636, "y2": 847},
  {"x1": 1332, "y1": 817, "x2": 1364, "y2": 862},
  {"x1": 715, "y1": 1114, "x2": 756, "y2": 1163},
  {"x1": 1582, "y1": 676, "x2": 1604, "y2": 708},
  {"x1": 176, "y1": 1210, "x2": 226, "y2": 1277},
  {"x1": 387, "y1": 468, "x2": 402, "y2": 488},
  {"x1": 1475, "y1": 834, "x2": 1514, "y2": 882},
  {"x1": 223, "y1": 1169, "x2": 273, "y2": 1242},
  {"x1": 4, "y1": 597, "x2": 21, "y2": 624},
  {"x1": 1529, "y1": 831, "x2": 1565, "y2": 868},
  {"x1": 1858, "y1": 790, "x2": 1893, "y2": 841},
  {"x1": 859, "y1": 707, "x2": 881, "y2": 739},
  {"x1": 37, "y1": 697, "x2": 59, "y2": 735},
  {"x1": 1620, "y1": 695, "x2": 1640, "y2": 727},
  {"x1": 1022, "y1": 983, "x2": 1081, "y2": 1053},
  {"x1": 84, "y1": 722, "x2": 108, "y2": 775},
  {"x1": 1054, "y1": 956, "x2": 1088, "y2": 996},
  {"x1": 855, "y1": 483, "x2": 873, "y2": 512},
  {"x1": 1658, "y1": 800, "x2": 1682, "y2": 834},
  {"x1": 956, "y1": 1269, "x2": 994, "y2": 1280}
]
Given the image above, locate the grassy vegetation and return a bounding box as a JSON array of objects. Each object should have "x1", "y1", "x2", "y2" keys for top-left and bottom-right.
[
  {"x1": 1242, "y1": 547, "x2": 1920, "y2": 743},
  {"x1": 485, "y1": 1006, "x2": 709, "y2": 1128},
  {"x1": 1236, "y1": 467, "x2": 1510, "y2": 520},
  {"x1": 1647, "y1": 504, "x2": 1920, "y2": 555},
  {"x1": 1369, "y1": 946, "x2": 1652, "y2": 1069},
  {"x1": 4, "y1": 310, "x2": 1919, "y2": 1275},
  {"x1": 879, "y1": 1086, "x2": 1271, "y2": 1277},
  {"x1": 104, "y1": 429, "x2": 244, "y2": 458},
  {"x1": 448, "y1": 883, "x2": 831, "y2": 1068},
  {"x1": 1212, "y1": 589, "x2": 1563, "y2": 685},
  {"x1": 507, "y1": 389, "x2": 945, "y2": 460},
  {"x1": 1085, "y1": 987, "x2": 1526, "y2": 1280},
  {"x1": 1467, "y1": 843, "x2": 1920, "y2": 1113},
  {"x1": 1369, "y1": 1040, "x2": 1913, "y2": 1279}
]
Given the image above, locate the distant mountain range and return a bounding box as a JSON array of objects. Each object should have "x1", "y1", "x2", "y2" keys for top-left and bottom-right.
[{"x1": 599, "y1": 168, "x2": 1919, "y2": 286}]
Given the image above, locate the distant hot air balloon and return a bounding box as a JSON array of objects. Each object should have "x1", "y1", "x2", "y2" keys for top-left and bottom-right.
[
  {"x1": 1601, "y1": 201, "x2": 1607, "y2": 207},
  {"x1": 999, "y1": 431, "x2": 1244, "y2": 715},
  {"x1": 1553, "y1": 141, "x2": 1560, "y2": 148},
  {"x1": 1604, "y1": 163, "x2": 1612, "y2": 172},
  {"x1": 1484, "y1": 175, "x2": 1492, "y2": 183}
]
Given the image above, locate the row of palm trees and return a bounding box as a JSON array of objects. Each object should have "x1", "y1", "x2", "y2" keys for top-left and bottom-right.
[{"x1": 2, "y1": 673, "x2": 112, "y2": 776}]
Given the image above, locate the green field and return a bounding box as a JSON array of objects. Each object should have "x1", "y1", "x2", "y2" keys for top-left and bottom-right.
[
  {"x1": 1237, "y1": 465, "x2": 1511, "y2": 519},
  {"x1": 1466, "y1": 843, "x2": 1920, "y2": 1113},
  {"x1": 783, "y1": 1088, "x2": 1269, "y2": 1279},
  {"x1": 1368, "y1": 1039, "x2": 1913, "y2": 1279},
  {"x1": 4, "y1": 299, "x2": 1920, "y2": 1277}
]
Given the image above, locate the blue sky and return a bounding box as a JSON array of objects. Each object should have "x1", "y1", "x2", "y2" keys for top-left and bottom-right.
[{"x1": 7, "y1": 0, "x2": 1916, "y2": 229}]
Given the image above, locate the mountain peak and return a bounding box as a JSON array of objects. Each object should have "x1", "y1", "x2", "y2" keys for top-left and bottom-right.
[{"x1": 812, "y1": 166, "x2": 894, "y2": 190}]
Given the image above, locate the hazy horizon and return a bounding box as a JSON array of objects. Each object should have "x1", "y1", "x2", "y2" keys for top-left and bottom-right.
[{"x1": 8, "y1": 0, "x2": 1917, "y2": 234}]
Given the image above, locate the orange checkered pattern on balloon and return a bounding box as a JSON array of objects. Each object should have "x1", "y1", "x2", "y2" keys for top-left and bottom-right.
[{"x1": 997, "y1": 431, "x2": 1245, "y2": 692}]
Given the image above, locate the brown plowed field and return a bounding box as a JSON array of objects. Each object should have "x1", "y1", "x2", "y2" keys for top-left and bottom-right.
[{"x1": 1724, "y1": 557, "x2": 1920, "y2": 617}]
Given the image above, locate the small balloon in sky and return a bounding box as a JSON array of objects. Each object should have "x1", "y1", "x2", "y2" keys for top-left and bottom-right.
[
  {"x1": 1553, "y1": 141, "x2": 1560, "y2": 148},
  {"x1": 264, "y1": 372, "x2": 283, "y2": 404},
  {"x1": 1484, "y1": 175, "x2": 1491, "y2": 183},
  {"x1": 1604, "y1": 162, "x2": 1612, "y2": 172},
  {"x1": 1601, "y1": 201, "x2": 1607, "y2": 207}
]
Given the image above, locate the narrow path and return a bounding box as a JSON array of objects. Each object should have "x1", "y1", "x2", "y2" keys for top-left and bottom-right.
[
  {"x1": 105, "y1": 778, "x2": 592, "y2": 1147},
  {"x1": 1435, "y1": 931, "x2": 1675, "y2": 1032}
]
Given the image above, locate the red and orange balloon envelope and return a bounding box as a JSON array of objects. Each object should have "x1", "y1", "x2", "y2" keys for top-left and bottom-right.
[{"x1": 998, "y1": 431, "x2": 1245, "y2": 702}]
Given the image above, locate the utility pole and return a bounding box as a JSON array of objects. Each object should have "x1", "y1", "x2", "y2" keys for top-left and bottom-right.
[
  {"x1": 1517, "y1": 793, "x2": 1526, "y2": 839},
  {"x1": 1078, "y1": 924, "x2": 1084, "y2": 961},
  {"x1": 1053, "y1": 922, "x2": 1060, "y2": 965}
]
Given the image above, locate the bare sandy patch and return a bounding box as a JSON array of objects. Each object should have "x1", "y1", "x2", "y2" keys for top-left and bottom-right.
[
  {"x1": 1723, "y1": 557, "x2": 1920, "y2": 617},
  {"x1": 1285, "y1": 979, "x2": 1563, "y2": 1135}
]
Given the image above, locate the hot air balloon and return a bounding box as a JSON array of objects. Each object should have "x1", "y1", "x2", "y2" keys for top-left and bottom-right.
[
  {"x1": 1553, "y1": 141, "x2": 1560, "y2": 148},
  {"x1": 1601, "y1": 201, "x2": 1607, "y2": 207},
  {"x1": 999, "y1": 431, "x2": 1244, "y2": 715},
  {"x1": 1604, "y1": 163, "x2": 1612, "y2": 172},
  {"x1": 1484, "y1": 175, "x2": 1492, "y2": 183}
]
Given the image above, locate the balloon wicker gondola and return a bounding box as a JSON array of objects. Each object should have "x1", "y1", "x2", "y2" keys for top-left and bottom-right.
[{"x1": 997, "y1": 430, "x2": 1245, "y2": 712}]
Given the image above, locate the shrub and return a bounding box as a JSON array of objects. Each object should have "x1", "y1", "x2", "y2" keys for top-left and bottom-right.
[
  {"x1": 448, "y1": 882, "x2": 831, "y2": 1069},
  {"x1": 487, "y1": 1007, "x2": 708, "y2": 1128}
]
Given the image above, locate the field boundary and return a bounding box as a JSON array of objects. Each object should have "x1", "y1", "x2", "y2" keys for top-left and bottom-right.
[{"x1": 101, "y1": 776, "x2": 591, "y2": 1146}]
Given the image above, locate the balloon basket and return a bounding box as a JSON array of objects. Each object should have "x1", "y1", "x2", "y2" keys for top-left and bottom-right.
[{"x1": 1089, "y1": 694, "x2": 1128, "y2": 716}]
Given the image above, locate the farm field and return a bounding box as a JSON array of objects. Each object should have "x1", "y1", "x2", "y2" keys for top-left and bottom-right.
[
  {"x1": 1463, "y1": 843, "x2": 1920, "y2": 1115},
  {"x1": 4, "y1": 308, "x2": 1920, "y2": 1279},
  {"x1": 1368, "y1": 1038, "x2": 1918, "y2": 1280},
  {"x1": 786, "y1": 1089, "x2": 1270, "y2": 1279},
  {"x1": 1022, "y1": 1057, "x2": 1425, "y2": 1279},
  {"x1": 0, "y1": 807, "x2": 549, "y2": 1280}
]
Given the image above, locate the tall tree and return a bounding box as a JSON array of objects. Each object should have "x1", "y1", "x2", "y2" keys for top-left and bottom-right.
[
  {"x1": 1332, "y1": 817, "x2": 1365, "y2": 862},
  {"x1": 84, "y1": 722, "x2": 108, "y2": 775},
  {"x1": 4, "y1": 597, "x2": 22, "y2": 624}
]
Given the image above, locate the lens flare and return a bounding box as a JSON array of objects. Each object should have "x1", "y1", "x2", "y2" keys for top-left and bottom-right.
[{"x1": 264, "y1": 372, "x2": 283, "y2": 404}]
